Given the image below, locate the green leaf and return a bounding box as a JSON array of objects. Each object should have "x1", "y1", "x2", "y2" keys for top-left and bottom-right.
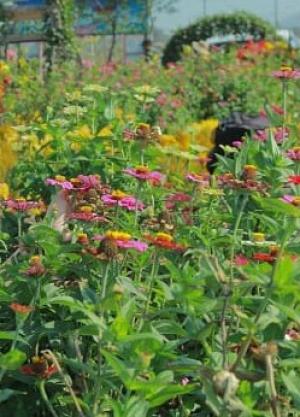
[
  {"x1": 0, "y1": 389, "x2": 24, "y2": 404},
  {"x1": 0, "y1": 331, "x2": 27, "y2": 344},
  {"x1": 282, "y1": 372, "x2": 300, "y2": 406},
  {"x1": 0, "y1": 349, "x2": 26, "y2": 370},
  {"x1": 147, "y1": 384, "x2": 196, "y2": 408},
  {"x1": 252, "y1": 196, "x2": 300, "y2": 218}
]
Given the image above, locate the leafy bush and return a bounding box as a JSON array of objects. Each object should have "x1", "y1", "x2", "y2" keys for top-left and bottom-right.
[{"x1": 162, "y1": 11, "x2": 277, "y2": 65}]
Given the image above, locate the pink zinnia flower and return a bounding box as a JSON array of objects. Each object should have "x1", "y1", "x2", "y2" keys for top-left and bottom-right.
[
  {"x1": 272, "y1": 67, "x2": 300, "y2": 80},
  {"x1": 165, "y1": 193, "x2": 191, "y2": 210},
  {"x1": 45, "y1": 176, "x2": 74, "y2": 190},
  {"x1": 274, "y1": 127, "x2": 289, "y2": 143},
  {"x1": 93, "y1": 234, "x2": 148, "y2": 252},
  {"x1": 102, "y1": 192, "x2": 144, "y2": 211},
  {"x1": 234, "y1": 255, "x2": 249, "y2": 266},
  {"x1": 82, "y1": 59, "x2": 94, "y2": 69},
  {"x1": 186, "y1": 173, "x2": 210, "y2": 186},
  {"x1": 77, "y1": 175, "x2": 101, "y2": 190},
  {"x1": 123, "y1": 166, "x2": 165, "y2": 183},
  {"x1": 232, "y1": 141, "x2": 243, "y2": 148},
  {"x1": 286, "y1": 148, "x2": 300, "y2": 161},
  {"x1": 156, "y1": 93, "x2": 168, "y2": 107},
  {"x1": 4, "y1": 199, "x2": 44, "y2": 212},
  {"x1": 282, "y1": 195, "x2": 300, "y2": 206},
  {"x1": 254, "y1": 129, "x2": 267, "y2": 141}
]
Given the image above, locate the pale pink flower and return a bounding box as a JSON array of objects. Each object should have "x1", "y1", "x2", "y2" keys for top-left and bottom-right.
[
  {"x1": 93, "y1": 235, "x2": 148, "y2": 252},
  {"x1": 123, "y1": 167, "x2": 165, "y2": 183},
  {"x1": 186, "y1": 173, "x2": 210, "y2": 186},
  {"x1": 45, "y1": 177, "x2": 74, "y2": 190},
  {"x1": 272, "y1": 68, "x2": 300, "y2": 79}
]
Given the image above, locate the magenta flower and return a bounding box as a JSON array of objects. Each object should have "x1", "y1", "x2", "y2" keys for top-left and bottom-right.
[
  {"x1": 287, "y1": 148, "x2": 300, "y2": 161},
  {"x1": 274, "y1": 127, "x2": 289, "y2": 143},
  {"x1": 123, "y1": 166, "x2": 165, "y2": 183},
  {"x1": 186, "y1": 173, "x2": 210, "y2": 186},
  {"x1": 254, "y1": 130, "x2": 267, "y2": 142},
  {"x1": 282, "y1": 195, "x2": 300, "y2": 206},
  {"x1": 232, "y1": 141, "x2": 243, "y2": 148},
  {"x1": 102, "y1": 193, "x2": 144, "y2": 211},
  {"x1": 93, "y1": 234, "x2": 148, "y2": 252},
  {"x1": 77, "y1": 175, "x2": 101, "y2": 190},
  {"x1": 272, "y1": 68, "x2": 300, "y2": 80},
  {"x1": 45, "y1": 176, "x2": 74, "y2": 190}
]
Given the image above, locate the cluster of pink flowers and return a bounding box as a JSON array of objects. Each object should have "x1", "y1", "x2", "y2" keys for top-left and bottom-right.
[
  {"x1": 254, "y1": 127, "x2": 289, "y2": 143},
  {"x1": 45, "y1": 175, "x2": 103, "y2": 191}
]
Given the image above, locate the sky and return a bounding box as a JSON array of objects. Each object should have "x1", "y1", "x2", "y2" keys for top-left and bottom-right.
[{"x1": 155, "y1": 0, "x2": 300, "y2": 34}]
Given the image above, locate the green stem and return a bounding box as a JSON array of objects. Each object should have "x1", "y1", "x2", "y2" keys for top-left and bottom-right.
[{"x1": 38, "y1": 380, "x2": 59, "y2": 417}]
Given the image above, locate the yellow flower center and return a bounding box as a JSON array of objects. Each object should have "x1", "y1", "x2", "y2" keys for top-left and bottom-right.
[
  {"x1": 293, "y1": 197, "x2": 300, "y2": 206},
  {"x1": 136, "y1": 166, "x2": 149, "y2": 174},
  {"x1": 30, "y1": 256, "x2": 41, "y2": 265},
  {"x1": 80, "y1": 205, "x2": 93, "y2": 213},
  {"x1": 77, "y1": 233, "x2": 88, "y2": 239},
  {"x1": 280, "y1": 65, "x2": 292, "y2": 72},
  {"x1": 252, "y1": 233, "x2": 265, "y2": 242},
  {"x1": 105, "y1": 231, "x2": 131, "y2": 241},
  {"x1": 156, "y1": 233, "x2": 173, "y2": 242},
  {"x1": 15, "y1": 198, "x2": 26, "y2": 202},
  {"x1": 244, "y1": 165, "x2": 257, "y2": 172},
  {"x1": 112, "y1": 190, "x2": 127, "y2": 200},
  {"x1": 55, "y1": 175, "x2": 66, "y2": 182}
]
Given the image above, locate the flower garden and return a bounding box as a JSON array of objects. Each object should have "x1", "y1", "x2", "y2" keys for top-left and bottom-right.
[{"x1": 1, "y1": 32, "x2": 300, "y2": 417}]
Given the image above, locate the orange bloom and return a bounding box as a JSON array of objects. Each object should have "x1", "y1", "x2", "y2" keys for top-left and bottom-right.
[{"x1": 10, "y1": 303, "x2": 33, "y2": 314}]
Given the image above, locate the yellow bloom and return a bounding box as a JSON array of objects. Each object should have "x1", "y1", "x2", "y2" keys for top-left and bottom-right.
[
  {"x1": 0, "y1": 125, "x2": 18, "y2": 180},
  {"x1": 0, "y1": 182, "x2": 9, "y2": 199},
  {"x1": 156, "y1": 233, "x2": 173, "y2": 242},
  {"x1": 105, "y1": 231, "x2": 131, "y2": 241},
  {"x1": 98, "y1": 125, "x2": 113, "y2": 137},
  {"x1": 252, "y1": 233, "x2": 265, "y2": 242},
  {"x1": 72, "y1": 125, "x2": 92, "y2": 139},
  {"x1": 158, "y1": 134, "x2": 177, "y2": 147},
  {"x1": 176, "y1": 131, "x2": 190, "y2": 150},
  {"x1": 191, "y1": 119, "x2": 218, "y2": 150},
  {"x1": 112, "y1": 190, "x2": 127, "y2": 199}
]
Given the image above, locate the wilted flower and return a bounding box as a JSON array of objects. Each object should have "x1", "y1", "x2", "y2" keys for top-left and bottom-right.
[
  {"x1": 10, "y1": 303, "x2": 33, "y2": 314},
  {"x1": 243, "y1": 165, "x2": 257, "y2": 180},
  {"x1": 21, "y1": 356, "x2": 58, "y2": 379},
  {"x1": 25, "y1": 256, "x2": 46, "y2": 277},
  {"x1": 165, "y1": 193, "x2": 191, "y2": 210}
]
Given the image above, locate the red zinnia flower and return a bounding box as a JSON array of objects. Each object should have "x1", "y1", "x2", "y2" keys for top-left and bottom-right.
[
  {"x1": 288, "y1": 175, "x2": 300, "y2": 185},
  {"x1": 252, "y1": 253, "x2": 276, "y2": 263}
]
